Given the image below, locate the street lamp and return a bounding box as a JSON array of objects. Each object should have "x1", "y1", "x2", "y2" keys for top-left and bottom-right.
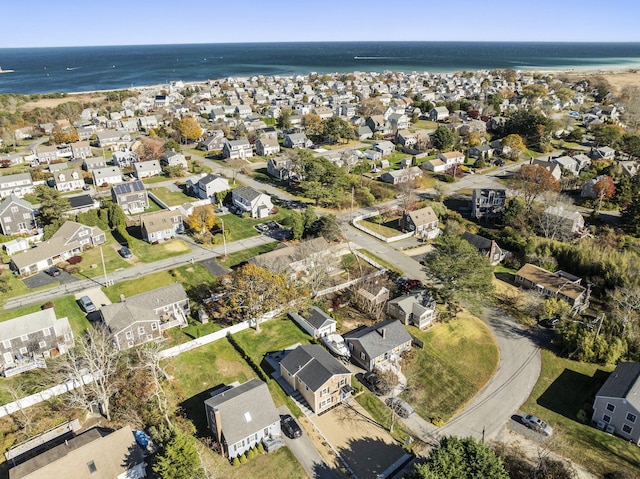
[{"x1": 220, "y1": 217, "x2": 227, "y2": 260}]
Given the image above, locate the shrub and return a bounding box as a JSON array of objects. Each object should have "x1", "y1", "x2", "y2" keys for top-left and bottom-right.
[
  {"x1": 65, "y1": 265, "x2": 81, "y2": 275},
  {"x1": 68, "y1": 255, "x2": 82, "y2": 265},
  {"x1": 239, "y1": 453, "x2": 247, "y2": 464},
  {"x1": 232, "y1": 456, "x2": 240, "y2": 466},
  {"x1": 41, "y1": 302, "x2": 54, "y2": 310},
  {"x1": 576, "y1": 409, "x2": 588, "y2": 424},
  {"x1": 256, "y1": 442, "x2": 264, "y2": 453},
  {"x1": 247, "y1": 447, "x2": 256, "y2": 459}
]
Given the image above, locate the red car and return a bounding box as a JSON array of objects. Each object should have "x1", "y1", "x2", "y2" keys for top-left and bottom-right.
[{"x1": 404, "y1": 279, "x2": 422, "y2": 291}]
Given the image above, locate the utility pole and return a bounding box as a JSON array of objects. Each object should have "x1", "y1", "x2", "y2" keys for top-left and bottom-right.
[
  {"x1": 220, "y1": 217, "x2": 227, "y2": 260},
  {"x1": 100, "y1": 246, "x2": 109, "y2": 287},
  {"x1": 350, "y1": 186, "x2": 354, "y2": 222}
]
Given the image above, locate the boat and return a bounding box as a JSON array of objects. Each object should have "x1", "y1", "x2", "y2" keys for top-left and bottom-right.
[
  {"x1": 320, "y1": 334, "x2": 350, "y2": 359},
  {"x1": 0, "y1": 66, "x2": 15, "y2": 74}
]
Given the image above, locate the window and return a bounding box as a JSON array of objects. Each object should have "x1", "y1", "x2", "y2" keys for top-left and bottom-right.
[
  {"x1": 87, "y1": 460, "x2": 97, "y2": 474},
  {"x1": 321, "y1": 387, "x2": 329, "y2": 397},
  {"x1": 2, "y1": 340, "x2": 10, "y2": 349},
  {"x1": 606, "y1": 403, "x2": 615, "y2": 412},
  {"x1": 151, "y1": 322, "x2": 158, "y2": 330},
  {"x1": 263, "y1": 427, "x2": 269, "y2": 437},
  {"x1": 23, "y1": 213, "x2": 31, "y2": 219},
  {"x1": 19, "y1": 347, "x2": 27, "y2": 355},
  {"x1": 64, "y1": 334, "x2": 71, "y2": 342},
  {"x1": 20, "y1": 334, "x2": 29, "y2": 342},
  {"x1": 126, "y1": 331, "x2": 133, "y2": 340},
  {"x1": 3, "y1": 216, "x2": 11, "y2": 223},
  {"x1": 43, "y1": 328, "x2": 51, "y2": 337},
  {"x1": 623, "y1": 424, "x2": 633, "y2": 434},
  {"x1": 603, "y1": 414, "x2": 611, "y2": 423},
  {"x1": 627, "y1": 412, "x2": 637, "y2": 423},
  {"x1": 127, "y1": 341, "x2": 134, "y2": 348},
  {"x1": 360, "y1": 352, "x2": 366, "y2": 360},
  {"x1": 339, "y1": 378, "x2": 346, "y2": 387},
  {"x1": 138, "y1": 327, "x2": 145, "y2": 335},
  {"x1": 147, "y1": 335, "x2": 153, "y2": 341},
  {"x1": 79, "y1": 230, "x2": 89, "y2": 237},
  {"x1": 39, "y1": 341, "x2": 47, "y2": 349},
  {"x1": 10, "y1": 206, "x2": 18, "y2": 213},
  {"x1": 18, "y1": 222, "x2": 26, "y2": 230}
]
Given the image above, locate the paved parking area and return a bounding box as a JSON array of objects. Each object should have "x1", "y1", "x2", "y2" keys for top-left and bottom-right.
[
  {"x1": 75, "y1": 287, "x2": 112, "y2": 309},
  {"x1": 198, "y1": 258, "x2": 230, "y2": 277},
  {"x1": 22, "y1": 270, "x2": 79, "y2": 290},
  {"x1": 311, "y1": 402, "x2": 409, "y2": 479}
]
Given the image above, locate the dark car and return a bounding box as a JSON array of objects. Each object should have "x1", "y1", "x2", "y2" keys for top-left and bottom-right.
[
  {"x1": 45, "y1": 266, "x2": 61, "y2": 277},
  {"x1": 78, "y1": 295, "x2": 97, "y2": 313},
  {"x1": 361, "y1": 372, "x2": 391, "y2": 396},
  {"x1": 119, "y1": 246, "x2": 133, "y2": 258},
  {"x1": 280, "y1": 414, "x2": 302, "y2": 439},
  {"x1": 543, "y1": 318, "x2": 560, "y2": 329}
]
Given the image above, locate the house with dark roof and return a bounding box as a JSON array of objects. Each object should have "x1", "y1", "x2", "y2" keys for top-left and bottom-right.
[
  {"x1": 379, "y1": 166, "x2": 423, "y2": 185},
  {"x1": 387, "y1": 291, "x2": 437, "y2": 329},
  {"x1": 98, "y1": 283, "x2": 189, "y2": 350},
  {"x1": 399, "y1": 206, "x2": 440, "y2": 239},
  {"x1": 429, "y1": 106, "x2": 450, "y2": 122},
  {"x1": 280, "y1": 344, "x2": 351, "y2": 414},
  {"x1": 283, "y1": 133, "x2": 312, "y2": 149},
  {"x1": 0, "y1": 308, "x2": 74, "y2": 377},
  {"x1": 111, "y1": 181, "x2": 149, "y2": 215},
  {"x1": 204, "y1": 379, "x2": 283, "y2": 459},
  {"x1": 266, "y1": 157, "x2": 297, "y2": 181},
  {"x1": 514, "y1": 263, "x2": 590, "y2": 312},
  {"x1": 461, "y1": 231, "x2": 506, "y2": 265},
  {"x1": 231, "y1": 186, "x2": 273, "y2": 219},
  {"x1": 188, "y1": 174, "x2": 230, "y2": 200},
  {"x1": 471, "y1": 188, "x2": 507, "y2": 220},
  {"x1": 592, "y1": 362, "x2": 640, "y2": 444},
  {"x1": 222, "y1": 139, "x2": 253, "y2": 159},
  {"x1": 8, "y1": 426, "x2": 146, "y2": 479},
  {"x1": 65, "y1": 194, "x2": 99, "y2": 214},
  {"x1": 161, "y1": 150, "x2": 188, "y2": 169},
  {"x1": 0, "y1": 195, "x2": 37, "y2": 237},
  {"x1": 288, "y1": 307, "x2": 336, "y2": 338},
  {"x1": 343, "y1": 319, "x2": 412, "y2": 372},
  {"x1": 10, "y1": 221, "x2": 106, "y2": 276},
  {"x1": 140, "y1": 209, "x2": 183, "y2": 243}
]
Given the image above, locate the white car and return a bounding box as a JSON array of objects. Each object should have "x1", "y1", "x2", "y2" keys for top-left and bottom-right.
[{"x1": 523, "y1": 414, "x2": 553, "y2": 436}]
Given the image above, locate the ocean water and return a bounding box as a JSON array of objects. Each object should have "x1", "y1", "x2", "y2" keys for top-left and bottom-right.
[{"x1": 1, "y1": 42, "x2": 640, "y2": 95}]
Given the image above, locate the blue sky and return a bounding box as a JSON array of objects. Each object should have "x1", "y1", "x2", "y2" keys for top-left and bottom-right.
[{"x1": 3, "y1": 0, "x2": 640, "y2": 47}]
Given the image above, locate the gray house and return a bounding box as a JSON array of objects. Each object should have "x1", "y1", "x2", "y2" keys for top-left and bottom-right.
[
  {"x1": 288, "y1": 307, "x2": 336, "y2": 338},
  {"x1": 111, "y1": 181, "x2": 149, "y2": 214},
  {"x1": 343, "y1": 319, "x2": 412, "y2": 372},
  {"x1": 471, "y1": 188, "x2": 507, "y2": 220},
  {"x1": 461, "y1": 231, "x2": 506, "y2": 265},
  {"x1": 231, "y1": 186, "x2": 273, "y2": 219},
  {"x1": 387, "y1": 291, "x2": 437, "y2": 329},
  {"x1": 222, "y1": 139, "x2": 253, "y2": 159},
  {"x1": 190, "y1": 174, "x2": 230, "y2": 199},
  {"x1": 204, "y1": 379, "x2": 282, "y2": 459},
  {"x1": 140, "y1": 209, "x2": 183, "y2": 243},
  {"x1": 399, "y1": 206, "x2": 440, "y2": 239},
  {"x1": 379, "y1": 166, "x2": 423, "y2": 185},
  {"x1": 592, "y1": 362, "x2": 640, "y2": 444},
  {"x1": 0, "y1": 173, "x2": 35, "y2": 199},
  {"x1": 255, "y1": 137, "x2": 280, "y2": 156},
  {"x1": 0, "y1": 194, "x2": 37, "y2": 236},
  {"x1": 283, "y1": 133, "x2": 312, "y2": 149},
  {"x1": 133, "y1": 159, "x2": 162, "y2": 179}
]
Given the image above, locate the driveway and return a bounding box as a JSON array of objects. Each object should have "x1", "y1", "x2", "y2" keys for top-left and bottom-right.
[
  {"x1": 310, "y1": 402, "x2": 411, "y2": 479},
  {"x1": 22, "y1": 270, "x2": 79, "y2": 289},
  {"x1": 75, "y1": 287, "x2": 112, "y2": 309}
]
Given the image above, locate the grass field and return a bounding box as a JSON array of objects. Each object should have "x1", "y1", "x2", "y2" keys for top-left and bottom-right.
[
  {"x1": 402, "y1": 313, "x2": 499, "y2": 422},
  {"x1": 220, "y1": 209, "x2": 293, "y2": 243},
  {"x1": 356, "y1": 249, "x2": 403, "y2": 275},
  {"x1": 411, "y1": 120, "x2": 438, "y2": 130},
  {"x1": 74, "y1": 236, "x2": 131, "y2": 278},
  {"x1": 0, "y1": 295, "x2": 90, "y2": 335},
  {"x1": 147, "y1": 186, "x2": 194, "y2": 206},
  {"x1": 521, "y1": 350, "x2": 640, "y2": 477},
  {"x1": 354, "y1": 389, "x2": 414, "y2": 448},
  {"x1": 360, "y1": 216, "x2": 404, "y2": 238},
  {"x1": 218, "y1": 242, "x2": 279, "y2": 268},
  {"x1": 126, "y1": 236, "x2": 191, "y2": 264}
]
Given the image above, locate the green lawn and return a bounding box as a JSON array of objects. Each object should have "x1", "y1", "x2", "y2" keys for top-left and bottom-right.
[
  {"x1": 74, "y1": 235, "x2": 131, "y2": 279},
  {"x1": 0, "y1": 295, "x2": 90, "y2": 335},
  {"x1": 126, "y1": 236, "x2": 191, "y2": 263},
  {"x1": 360, "y1": 216, "x2": 404, "y2": 238},
  {"x1": 220, "y1": 209, "x2": 293, "y2": 243},
  {"x1": 356, "y1": 249, "x2": 403, "y2": 275},
  {"x1": 142, "y1": 175, "x2": 172, "y2": 185},
  {"x1": 218, "y1": 242, "x2": 279, "y2": 268},
  {"x1": 102, "y1": 263, "x2": 215, "y2": 302},
  {"x1": 522, "y1": 350, "x2": 640, "y2": 477},
  {"x1": 411, "y1": 120, "x2": 438, "y2": 130},
  {"x1": 401, "y1": 314, "x2": 499, "y2": 422},
  {"x1": 354, "y1": 389, "x2": 414, "y2": 448},
  {"x1": 147, "y1": 186, "x2": 194, "y2": 206},
  {"x1": 0, "y1": 272, "x2": 57, "y2": 306}
]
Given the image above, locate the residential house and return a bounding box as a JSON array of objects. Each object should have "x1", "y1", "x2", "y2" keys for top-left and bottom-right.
[
  {"x1": 99, "y1": 283, "x2": 189, "y2": 350},
  {"x1": 10, "y1": 221, "x2": 106, "y2": 276},
  {"x1": 200, "y1": 133, "x2": 226, "y2": 152},
  {"x1": 280, "y1": 344, "x2": 352, "y2": 414},
  {"x1": 620, "y1": 161, "x2": 640, "y2": 179},
  {"x1": 529, "y1": 158, "x2": 562, "y2": 181},
  {"x1": 222, "y1": 139, "x2": 253, "y2": 159},
  {"x1": 591, "y1": 362, "x2": 640, "y2": 444},
  {"x1": 422, "y1": 158, "x2": 447, "y2": 173},
  {"x1": 70, "y1": 140, "x2": 93, "y2": 159},
  {"x1": 590, "y1": 146, "x2": 616, "y2": 160},
  {"x1": 581, "y1": 175, "x2": 610, "y2": 199},
  {"x1": 365, "y1": 115, "x2": 392, "y2": 135},
  {"x1": 344, "y1": 319, "x2": 412, "y2": 372},
  {"x1": 357, "y1": 125, "x2": 373, "y2": 140},
  {"x1": 471, "y1": 188, "x2": 507, "y2": 220},
  {"x1": 82, "y1": 157, "x2": 108, "y2": 171},
  {"x1": 161, "y1": 151, "x2": 188, "y2": 169},
  {"x1": 543, "y1": 206, "x2": 585, "y2": 238},
  {"x1": 396, "y1": 130, "x2": 417, "y2": 148},
  {"x1": 92, "y1": 166, "x2": 123, "y2": 187},
  {"x1": 399, "y1": 206, "x2": 440, "y2": 239},
  {"x1": 3, "y1": 238, "x2": 30, "y2": 256},
  {"x1": 0, "y1": 195, "x2": 37, "y2": 236},
  {"x1": 8, "y1": 426, "x2": 146, "y2": 479},
  {"x1": 36, "y1": 145, "x2": 60, "y2": 164},
  {"x1": 95, "y1": 129, "x2": 131, "y2": 149},
  {"x1": 111, "y1": 151, "x2": 139, "y2": 168},
  {"x1": 255, "y1": 137, "x2": 280, "y2": 156},
  {"x1": 514, "y1": 263, "x2": 590, "y2": 312},
  {"x1": 231, "y1": 186, "x2": 273, "y2": 219},
  {"x1": 372, "y1": 140, "x2": 395, "y2": 157},
  {"x1": 387, "y1": 291, "x2": 437, "y2": 329},
  {"x1": 53, "y1": 168, "x2": 84, "y2": 192},
  {"x1": 139, "y1": 115, "x2": 159, "y2": 130},
  {"x1": 111, "y1": 181, "x2": 149, "y2": 214},
  {"x1": 436, "y1": 151, "x2": 465, "y2": 169},
  {"x1": 189, "y1": 174, "x2": 230, "y2": 200},
  {"x1": 0, "y1": 173, "x2": 35, "y2": 199},
  {"x1": 429, "y1": 106, "x2": 450, "y2": 122},
  {"x1": 66, "y1": 194, "x2": 99, "y2": 215},
  {"x1": 267, "y1": 157, "x2": 297, "y2": 181},
  {"x1": 388, "y1": 113, "x2": 409, "y2": 132},
  {"x1": 461, "y1": 231, "x2": 506, "y2": 265},
  {"x1": 468, "y1": 144, "x2": 495, "y2": 160},
  {"x1": 288, "y1": 307, "x2": 336, "y2": 338},
  {"x1": 140, "y1": 209, "x2": 183, "y2": 243},
  {"x1": 283, "y1": 133, "x2": 312, "y2": 149},
  {"x1": 133, "y1": 160, "x2": 162, "y2": 179},
  {"x1": 204, "y1": 379, "x2": 282, "y2": 459},
  {"x1": 0, "y1": 308, "x2": 74, "y2": 377},
  {"x1": 552, "y1": 155, "x2": 580, "y2": 175},
  {"x1": 573, "y1": 153, "x2": 592, "y2": 172},
  {"x1": 379, "y1": 166, "x2": 423, "y2": 185}
]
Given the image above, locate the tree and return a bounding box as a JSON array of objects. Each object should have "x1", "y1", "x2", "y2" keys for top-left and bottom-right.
[
  {"x1": 620, "y1": 85, "x2": 640, "y2": 131},
  {"x1": 173, "y1": 117, "x2": 202, "y2": 143},
  {"x1": 138, "y1": 136, "x2": 165, "y2": 162},
  {"x1": 226, "y1": 157, "x2": 249, "y2": 185},
  {"x1": 302, "y1": 113, "x2": 323, "y2": 142},
  {"x1": 309, "y1": 215, "x2": 342, "y2": 242},
  {"x1": 510, "y1": 164, "x2": 560, "y2": 211},
  {"x1": 622, "y1": 133, "x2": 640, "y2": 160},
  {"x1": 288, "y1": 211, "x2": 304, "y2": 240},
  {"x1": 593, "y1": 175, "x2": 616, "y2": 205},
  {"x1": 555, "y1": 87, "x2": 575, "y2": 105},
  {"x1": 186, "y1": 205, "x2": 217, "y2": 235},
  {"x1": 622, "y1": 195, "x2": 640, "y2": 236},
  {"x1": 36, "y1": 184, "x2": 70, "y2": 226},
  {"x1": 323, "y1": 116, "x2": 355, "y2": 144},
  {"x1": 302, "y1": 207, "x2": 317, "y2": 234},
  {"x1": 136, "y1": 342, "x2": 173, "y2": 426},
  {"x1": 522, "y1": 84, "x2": 548, "y2": 102},
  {"x1": 357, "y1": 97, "x2": 385, "y2": 116},
  {"x1": 153, "y1": 429, "x2": 205, "y2": 479},
  {"x1": 407, "y1": 436, "x2": 508, "y2": 479},
  {"x1": 163, "y1": 165, "x2": 186, "y2": 178},
  {"x1": 50, "y1": 124, "x2": 79, "y2": 144},
  {"x1": 57, "y1": 326, "x2": 122, "y2": 422},
  {"x1": 422, "y1": 235, "x2": 495, "y2": 305},
  {"x1": 276, "y1": 108, "x2": 292, "y2": 129},
  {"x1": 592, "y1": 124, "x2": 623, "y2": 148},
  {"x1": 432, "y1": 125, "x2": 456, "y2": 151},
  {"x1": 502, "y1": 109, "x2": 553, "y2": 152},
  {"x1": 502, "y1": 133, "x2": 526, "y2": 160}
]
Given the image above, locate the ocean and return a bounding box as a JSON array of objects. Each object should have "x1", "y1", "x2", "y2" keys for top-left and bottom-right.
[{"x1": 1, "y1": 42, "x2": 640, "y2": 95}]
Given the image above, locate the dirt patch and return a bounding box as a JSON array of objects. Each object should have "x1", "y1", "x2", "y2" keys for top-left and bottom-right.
[
  {"x1": 298, "y1": 416, "x2": 351, "y2": 479},
  {"x1": 162, "y1": 240, "x2": 190, "y2": 253},
  {"x1": 20, "y1": 92, "x2": 107, "y2": 111},
  {"x1": 561, "y1": 70, "x2": 640, "y2": 95},
  {"x1": 214, "y1": 358, "x2": 248, "y2": 378}
]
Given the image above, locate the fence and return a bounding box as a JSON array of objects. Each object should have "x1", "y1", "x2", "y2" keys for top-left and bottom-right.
[{"x1": 352, "y1": 212, "x2": 414, "y2": 243}]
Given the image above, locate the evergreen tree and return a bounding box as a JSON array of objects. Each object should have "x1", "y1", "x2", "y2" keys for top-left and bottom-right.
[
  {"x1": 36, "y1": 185, "x2": 70, "y2": 227},
  {"x1": 432, "y1": 125, "x2": 456, "y2": 151},
  {"x1": 153, "y1": 430, "x2": 205, "y2": 479}
]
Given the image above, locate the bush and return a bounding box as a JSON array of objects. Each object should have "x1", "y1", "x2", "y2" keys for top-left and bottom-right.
[
  {"x1": 65, "y1": 265, "x2": 81, "y2": 275},
  {"x1": 247, "y1": 447, "x2": 256, "y2": 459},
  {"x1": 256, "y1": 442, "x2": 264, "y2": 453},
  {"x1": 41, "y1": 302, "x2": 54, "y2": 310},
  {"x1": 239, "y1": 453, "x2": 247, "y2": 464},
  {"x1": 576, "y1": 409, "x2": 588, "y2": 424},
  {"x1": 67, "y1": 255, "x2": 82, "y2": 265},
  {"x1": 232, "y1": 456, "x2": 240, "y2": 466},
  {"x1": 474, "y1": 158, "x2": 486, "y2": 168}
]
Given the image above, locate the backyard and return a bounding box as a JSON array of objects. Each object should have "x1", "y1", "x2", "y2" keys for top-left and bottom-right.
[
  {"x1": 218, "y1": 242, "x2": 279, "y2": 268},
  {"x1": 521, "y1": 350, "x2": 640, "y2": 477},
  {"x1": 218, "y1": 208, "x2": 293, "y2": 243},
  {"x1": 401, "y1": 313, "x2": 499, "y2": 422},
  {"x1": 360, "y1": 214, "x2": 404, "y2": 238},
  {"x1": 147, "y1": 186, "x2": 195, "y2": 207}
]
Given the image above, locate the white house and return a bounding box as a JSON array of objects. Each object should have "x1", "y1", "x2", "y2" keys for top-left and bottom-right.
[{"x1": 231, "y1": 186, "x2": 273, "y2": 219}]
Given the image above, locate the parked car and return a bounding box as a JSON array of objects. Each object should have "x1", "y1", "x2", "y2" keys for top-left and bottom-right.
[
  {"x1": 385, "y1": 397, "x2": 414, "y2": 418},
  {"x1": 543, "y1": 318, "x2": 559, "y2": 329},
  {"x1": 280, "y1": 414, "x2": 302, "y2": 439},
  {"x1": 361, "y1": 372, "x2": 391, "y2": 396},
  {"x1": 523, "y1": 414, "x2": 553, "y2": 436},
  {"x1": 45, "y1": 266, "x2": 61, "y2": 277},
  {"x1": 119, "y1": 246, "x2": 133, "y2": 258},
  {"x1": 78, "y1": 295, "x2": 97, "y2": 313}
]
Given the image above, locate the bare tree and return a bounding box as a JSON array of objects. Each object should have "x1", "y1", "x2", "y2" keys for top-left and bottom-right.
[
  {"x1": 396, "y1": 177, "x2": 419, "y2": 213},
  {"x1": 136, "y1": 341, "x2": 172, "y2": 427},
  {"x1": 58, "y1": 326, "x2": 122, "y2": 422},
  {"x1": 226, "y1": 157, "x2": 249, "y2": 185},
  {"x1": 2, "y1": 384, "x2": 34, "y2": 436},
  {"x1": 620, "y1": 85, "x2": 640, "y2": 131},
  {"x1": 533, "y1": 194, "x2": 579, "y2": 241},
  {"x1": 611, "y1": 285, "x2": 640, "y2": 335}
]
